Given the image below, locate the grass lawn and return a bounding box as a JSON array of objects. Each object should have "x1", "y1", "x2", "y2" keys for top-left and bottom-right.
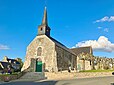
[{"x1": 80, "y1": 70, "x2": 114, "y2": 72}]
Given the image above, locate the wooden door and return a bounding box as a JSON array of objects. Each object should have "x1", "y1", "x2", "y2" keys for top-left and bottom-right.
[{"x1": 36, "y1": 61, "x2": 42, "y2": 72}]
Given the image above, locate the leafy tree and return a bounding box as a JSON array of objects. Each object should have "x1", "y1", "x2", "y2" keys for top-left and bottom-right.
[{"x1": 15, "y1": 58, "x2": 23, "y2": 70}]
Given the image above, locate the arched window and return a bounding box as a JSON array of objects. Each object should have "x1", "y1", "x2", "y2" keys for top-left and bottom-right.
[
  {"x1": 40, "y1": 28, "x2": 43, "y2": 31},
  {"x1": 37, "y1": 47, "x2": 42, "y2": 56}
]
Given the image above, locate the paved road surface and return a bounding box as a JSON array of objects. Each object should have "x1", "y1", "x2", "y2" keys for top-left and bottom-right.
[{"x1": 0, "y1": 76, "x2": 114, "y2": 85}]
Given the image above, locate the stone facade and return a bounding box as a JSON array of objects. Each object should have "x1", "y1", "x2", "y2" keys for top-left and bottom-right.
[
  {"x1": 85, "y1": 60, "x2": 91, "y2": 70},
  {"x1": 22, "y1": 35, "x2": 57, "y2": 72}
]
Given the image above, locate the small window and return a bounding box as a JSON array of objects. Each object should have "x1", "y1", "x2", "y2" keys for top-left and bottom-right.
[
  {"x1": 9, "y1": 60, "x2": 11, "y2": 63},
  {"x1": 90, "y1": 61, "x2": 91, "y2": 65},
  {"x1": 14, "y1": 61, "x2": 16, "y2": 64},
  {"x1": 37, "y1": 47, "x2": 42, "y2": 56},
  {"x1": 41, "y1": 28, "x2": 43, "y2": 31}
]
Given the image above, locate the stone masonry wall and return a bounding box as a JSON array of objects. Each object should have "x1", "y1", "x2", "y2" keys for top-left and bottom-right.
[
  {"x1": 21, "y1": 35, "x2": 57, "y2": 72},
  {"x1": 55, "y1": 45, "x2": 76, "y2": 71},
  {"x1": 77, "y1": 56, "x2": 91, "y2": 71}
]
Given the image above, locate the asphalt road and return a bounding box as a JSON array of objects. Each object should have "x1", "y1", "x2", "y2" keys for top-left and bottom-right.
[{"x1": 0, "y1": 76, "x2": 114, "y2": 85}]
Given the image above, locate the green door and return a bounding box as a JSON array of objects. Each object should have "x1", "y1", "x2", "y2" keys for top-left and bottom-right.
[{"x1": 36, "y1": 61, "x2": 42, "y2": 72}]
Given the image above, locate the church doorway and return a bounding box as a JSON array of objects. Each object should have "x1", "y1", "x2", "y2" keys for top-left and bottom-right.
[{"x1": 36, "y1": 58, "x2": 42, "y2": 72}]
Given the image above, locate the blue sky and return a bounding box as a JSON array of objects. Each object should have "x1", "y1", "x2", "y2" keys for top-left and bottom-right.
[{"x1": 0, "y1": 0, "x2": 114, "y2": 61}]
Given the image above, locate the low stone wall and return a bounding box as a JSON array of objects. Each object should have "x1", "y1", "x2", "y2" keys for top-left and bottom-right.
[
  {"x1": 75, "y1": 72, "x2": 112, "y2": 78},
  {"x1": 45, "y1": 72, "x2": 113, "y2": 80},
  {"x1": 0, "y1": 75, "x2": 18, "y2": 81},
  {"x1": 0, "y1": 72, "x2": 25, "y2": 82}
]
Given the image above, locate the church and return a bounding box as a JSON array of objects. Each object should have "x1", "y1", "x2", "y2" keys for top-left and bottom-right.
[
  {"x1": 22, "y1": 7, "x2": 93, "y2": 72},
  {"x1": 21, "y1": 7, "x2": 93, "y2": 72}
]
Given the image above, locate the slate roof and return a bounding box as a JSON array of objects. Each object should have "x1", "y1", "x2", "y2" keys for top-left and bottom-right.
[
  {"x1": 49, "y1": 37, "x2": 76, "y2": 55},
  {"x1": 0, "y1": 62, "x2": 12, "y2": 69},
  {"x1": 70, "y1": 46, "x2": 93, "y2": 56},
  {"x1": 49, "y1": 37, "x2": 66, "y2": 47},
  {"x1": 7, "y1": 59, "x2": 20, "y2": 64}
]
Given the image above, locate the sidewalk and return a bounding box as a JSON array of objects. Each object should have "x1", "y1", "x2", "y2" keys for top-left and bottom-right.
[{"x1": 45, "y1": 71, "x2": 113, "y2": 80}]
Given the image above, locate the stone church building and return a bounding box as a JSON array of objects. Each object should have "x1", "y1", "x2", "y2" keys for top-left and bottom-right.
[
  {"x1": 21, "y1": 7, "x2": 77, "y2": 72},
  {"x1": 71, "y1": 47, "x2": 93, "y2": 71}
]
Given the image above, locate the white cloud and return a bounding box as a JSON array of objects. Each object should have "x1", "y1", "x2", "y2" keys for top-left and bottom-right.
[
  {"x1": 109, "y1": 16, "x2": 114, "y2": 22},
  {"x1": 0, "y1": 44, "x2": 10, "y2": 50},
  {"x1": 94, "y1": 16, "x2": 114, "y2": 23},
  {"x1": 97, "y1": 27, "x2": 109, "y2": 32},
  {"x1": 98, "y1": 27, "x2": 102, "y2": 29},
  {"x1": 104, "y1": 28, "x2": 109, "y2": 32},
  {"x1": 75, "y1": 36, "x2": 114, "y2": 52}
]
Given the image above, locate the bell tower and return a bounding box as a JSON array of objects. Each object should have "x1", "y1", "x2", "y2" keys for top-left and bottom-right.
[{"x1": 38, "y1": 7, "x2": 51, "y2": 37}]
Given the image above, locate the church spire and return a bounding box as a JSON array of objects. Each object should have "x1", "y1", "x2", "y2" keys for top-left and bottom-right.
[
  {"x1": 42, "y1": 7, "x2": 48, "y2": 25},
  {"x1": 38, "y1": 7, "x2": 51, "y2": 37}
]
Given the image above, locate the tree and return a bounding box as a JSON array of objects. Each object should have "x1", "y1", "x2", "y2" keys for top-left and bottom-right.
[{"x1": 15, "y1": 58, "x2": 23, "y2": 70}]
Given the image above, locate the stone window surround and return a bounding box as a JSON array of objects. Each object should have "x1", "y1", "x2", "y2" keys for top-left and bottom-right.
[{"x1": 35, "y1": 46, "x2": 43, "y2": 57}]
